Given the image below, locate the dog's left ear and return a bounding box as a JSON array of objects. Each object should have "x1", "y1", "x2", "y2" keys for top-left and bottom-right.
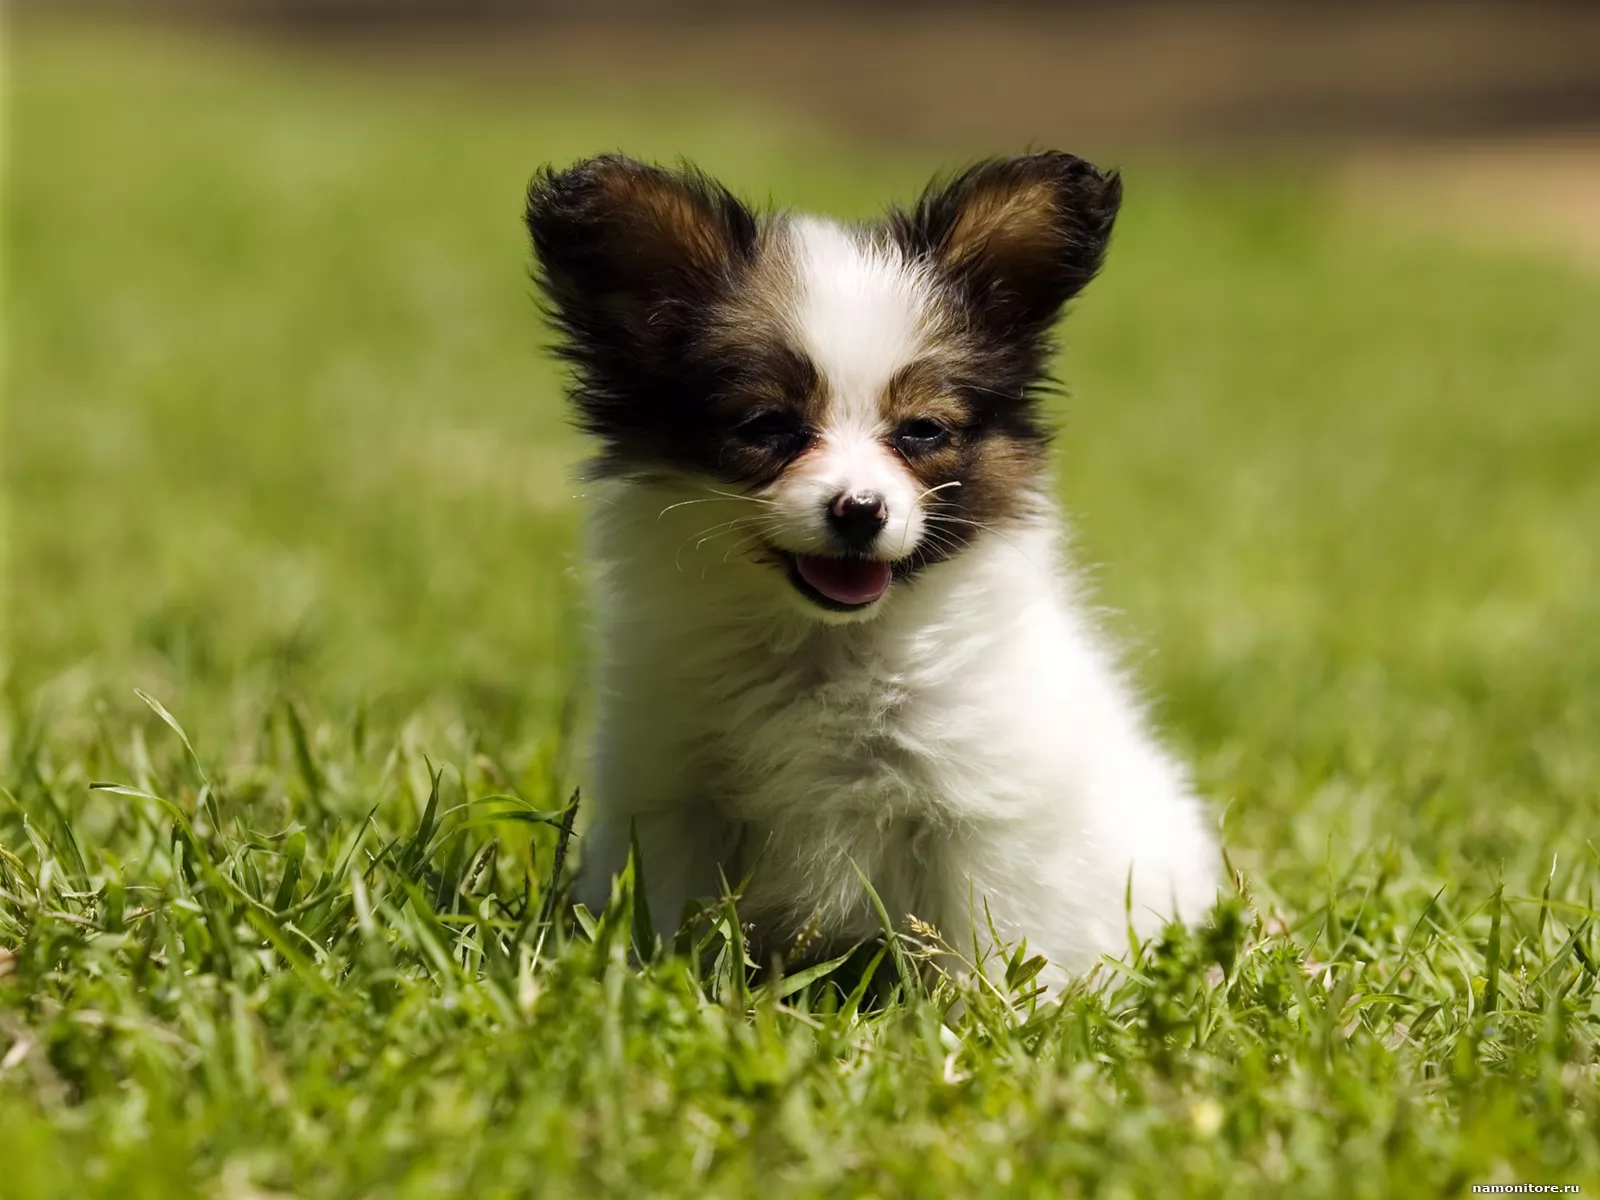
[{"x1": 891, "y1": 151, "x2": 1121, "y2": 337}]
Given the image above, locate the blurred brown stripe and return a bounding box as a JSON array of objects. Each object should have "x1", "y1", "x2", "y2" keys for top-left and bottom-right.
[{"x1": 17, "y1": 3, "x2": 1600, "y2": 151}]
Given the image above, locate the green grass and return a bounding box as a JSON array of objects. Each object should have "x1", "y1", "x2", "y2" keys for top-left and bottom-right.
[{"x1": 6, "y1": 24, "x2": 1600, "y2": 1198}]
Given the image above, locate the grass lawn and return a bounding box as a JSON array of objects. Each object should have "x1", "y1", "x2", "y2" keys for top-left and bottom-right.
[{"x1": 5, "y1": 24, "x2": 1600, "y2": 1198}]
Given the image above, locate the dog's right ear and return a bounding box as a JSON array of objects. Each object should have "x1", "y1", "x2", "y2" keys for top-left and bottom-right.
[{"x1": 526, "y1": 155, "x2": 758, "y2": 370}]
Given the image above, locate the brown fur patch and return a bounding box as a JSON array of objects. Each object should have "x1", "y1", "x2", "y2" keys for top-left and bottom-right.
[
  {"x1": 882, "y1": 354, "x2": 1049, "y2": 569},
  {"x1": 884, "y1": 357, "x2": 981, "y2": 431},
  {"x1": 941, "y1": 178, "x2": 1062, "y2": 278},
  {"x1": 563, "y1": 157, "x2": 751, "y2": 285},
  {"x1": 687, "y1": 238, "x2": 837, "y2": 485},
  {"x1": 888, "y1": 152, "x2": 1121, "y2": 337}
]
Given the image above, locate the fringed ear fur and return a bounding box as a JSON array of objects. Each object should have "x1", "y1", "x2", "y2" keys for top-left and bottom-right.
[
  {"x1": 525, "y1": 154, "x2": 758, "y2": 370},
  {"x1": 891, "y1": 151, "x2": 1122, "y2": 337}
]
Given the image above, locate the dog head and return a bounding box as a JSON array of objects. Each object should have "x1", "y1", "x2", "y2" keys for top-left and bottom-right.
[{"x1": 526, "y1": 152, "x2": 1120, "y2": 621}]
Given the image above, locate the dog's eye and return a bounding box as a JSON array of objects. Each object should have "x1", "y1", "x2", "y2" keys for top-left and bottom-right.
[
  {"x1": 732, "y1": 410, "x2": 808, "y2": 453},
  {"x1": 893, "y1": 418, "x2": 952, "y2": 456}
]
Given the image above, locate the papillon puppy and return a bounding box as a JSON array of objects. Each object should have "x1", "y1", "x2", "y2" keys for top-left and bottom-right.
[{"x1": 526, "y1": 152, "x2": 1219, "y2": 987}]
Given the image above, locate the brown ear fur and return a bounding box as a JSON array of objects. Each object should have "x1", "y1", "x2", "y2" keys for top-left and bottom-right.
[
  {"x1": 891, "y1": 152, "x2": 1122, "y2": 336},
  {"x1": 525, "y1": 155, "x2": 758, "y2": 364},
  {"x1": 544, "y1": 156, "x2": 752, "y2": 284}
]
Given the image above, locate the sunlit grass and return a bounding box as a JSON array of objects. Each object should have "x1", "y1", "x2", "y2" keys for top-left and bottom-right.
[{"x1": 4, "y1": 24, "x2": 1600, "y2": 1197}]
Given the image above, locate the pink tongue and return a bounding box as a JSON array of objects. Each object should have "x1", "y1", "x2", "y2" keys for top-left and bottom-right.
[{"x1": 795, "y1": 556, "x2": 892, "y2": 605}]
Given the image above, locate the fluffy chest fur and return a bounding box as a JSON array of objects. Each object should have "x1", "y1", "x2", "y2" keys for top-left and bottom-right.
[{"x1": 577, "y1": 481, "x2": 1218, "y2": 975}]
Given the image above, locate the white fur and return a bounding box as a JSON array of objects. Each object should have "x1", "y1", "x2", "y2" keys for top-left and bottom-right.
[
  {"x1": 574, "y1": 218, "x2": 1219, "y2": 988},
  {"x1": 785, "y1": 216, "x2": 934, "y2": 415},
  {"x1": 758, "y1": 218, "x2": 937, "y2": 581}
]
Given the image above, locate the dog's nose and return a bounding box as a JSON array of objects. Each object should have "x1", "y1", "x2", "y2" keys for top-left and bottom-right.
[{"x1": 827, "y1": 490, "x2": 888, "y2": 549}]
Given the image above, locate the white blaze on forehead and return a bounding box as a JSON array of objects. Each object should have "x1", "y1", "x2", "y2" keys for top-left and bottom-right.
[
  {"x1": 755, "y1": 216, "x2": 934, "y2": 565},
  {"x1": 785, "y1": 216, "x2": 933, "y2": 430}
]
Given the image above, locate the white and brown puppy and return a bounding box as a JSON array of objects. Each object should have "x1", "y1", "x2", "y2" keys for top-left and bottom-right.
[{"x1": 526, "y1": 152, "x2": 1218, "y2": 986}]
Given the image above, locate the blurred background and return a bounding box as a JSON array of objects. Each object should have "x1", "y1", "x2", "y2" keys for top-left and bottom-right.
[
  {"x1": 6, "y1": 3, "x2": 1600, "y2": 875},
  {"x1": 21, "y1": 0, "x2": 1600, "y2": 156},
  {"x1": 6, "y1": 13, "x2": 1600, "y2": 1191}
]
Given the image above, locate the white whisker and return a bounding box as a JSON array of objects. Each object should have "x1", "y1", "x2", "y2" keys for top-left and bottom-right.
[
  {"x1": 901, "y1": 480, "x2": 964, "y2": 554},
  {"x1": 704, "y1": 486, "x2": 774, "y2": 506},
  {"x1": 656, "y1": 485, "x2": 773, "y2": 524},
  {"x1": 674, "y1": 514, "x2": 784, "y2": 572},
  {"x1": 695, "y1": 515, "x2": 781, "y2": 552},
  {"x1": 655, "y1": 496, "x2": 724, "y2": 523},
  {"x1": 718, "y1": 530, "x2": 771, "y2": 565},
  {"x1": 912, "y1": 479, "x2": 963, "y2": 504},
  {"x1": 929, "y1": 513, "x2": 1039, "y2": 567}
]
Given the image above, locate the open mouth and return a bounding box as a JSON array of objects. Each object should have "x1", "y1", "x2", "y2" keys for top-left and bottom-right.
[{"x1": 781, "y1": 552, "x2": 893, "y2": 611}]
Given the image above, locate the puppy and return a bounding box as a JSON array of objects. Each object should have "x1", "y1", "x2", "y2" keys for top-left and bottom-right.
[{"x1": 526, "y1": 152, "x2": 1218, "y2": 987}]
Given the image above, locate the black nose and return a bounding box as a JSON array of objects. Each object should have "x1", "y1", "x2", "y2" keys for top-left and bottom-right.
[{"x1": 827, "y1": 490, "x2": 888, "y2": 549}]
